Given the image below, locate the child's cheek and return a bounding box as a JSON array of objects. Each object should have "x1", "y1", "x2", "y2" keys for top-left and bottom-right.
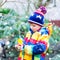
[{"x1": 34, "y1": 27, "x2": 39, "y2": 30}]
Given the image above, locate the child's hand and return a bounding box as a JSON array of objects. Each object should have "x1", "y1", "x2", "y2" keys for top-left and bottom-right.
[
  {"x1": 15, "y1": 38, "x2": 23, "y2": 51},
  {"x1": 15, "y1": 44, "x2": 23, "y2": 51},
  {"x1": 15, "y1": 44, "x2": 21, "y2": 50}
]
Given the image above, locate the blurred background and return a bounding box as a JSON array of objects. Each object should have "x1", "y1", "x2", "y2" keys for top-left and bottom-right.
[{"x1": 0, "y1": 0, "x2": 60, "y2": 60}]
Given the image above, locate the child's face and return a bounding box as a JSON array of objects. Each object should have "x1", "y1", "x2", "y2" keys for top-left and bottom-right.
[{"x1": 29, "y1": 22, "x2": 42, "y2": 32}]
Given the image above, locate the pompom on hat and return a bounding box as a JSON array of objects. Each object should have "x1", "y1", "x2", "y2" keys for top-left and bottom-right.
[{"x1": 28, "y1": 6, "x2": 47, "y2": 26}]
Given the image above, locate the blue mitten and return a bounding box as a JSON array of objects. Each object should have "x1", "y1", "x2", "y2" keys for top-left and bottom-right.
[{"x1": 33, "y1": 43, "x2": 46, "y2": 54}]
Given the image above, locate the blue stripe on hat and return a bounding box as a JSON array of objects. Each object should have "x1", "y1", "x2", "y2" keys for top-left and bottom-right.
[{"x1": 28, "y1": 12, "x2": 44, "y2": 26}]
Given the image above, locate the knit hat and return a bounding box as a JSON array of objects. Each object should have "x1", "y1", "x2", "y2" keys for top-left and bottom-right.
[{"x1": 28, "y1": 6, "x2": 47, "y2": 26}]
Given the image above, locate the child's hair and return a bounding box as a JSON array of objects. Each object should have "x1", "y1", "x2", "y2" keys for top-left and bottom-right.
[{"x1": 28, "y1": 6, "x2": 47, "y2": 26}]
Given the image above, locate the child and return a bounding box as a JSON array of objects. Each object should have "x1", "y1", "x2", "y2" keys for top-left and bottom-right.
[{"x1": 17, "y1": 6, "x2": 52, "y2": 60}]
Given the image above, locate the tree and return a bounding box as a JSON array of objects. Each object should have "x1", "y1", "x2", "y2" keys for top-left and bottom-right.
[{"x1": 0, "y1": 8, "x2": 29, "y2": 60}]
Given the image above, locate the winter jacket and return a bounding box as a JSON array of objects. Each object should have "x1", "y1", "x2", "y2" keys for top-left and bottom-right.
[{"x1": 18, "y1": 23, "x2": 52, "y2": 60}]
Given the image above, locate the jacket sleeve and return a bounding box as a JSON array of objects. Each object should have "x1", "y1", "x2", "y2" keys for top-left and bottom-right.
[
  {"x1": 33, "y1": 35, "x2": 48, "y2": 55},
  {"x1": 33, "y1": 42, "x2": 46, "y2": 54}
]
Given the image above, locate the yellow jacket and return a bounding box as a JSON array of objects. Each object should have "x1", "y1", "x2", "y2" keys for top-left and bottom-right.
[{"x1": 18, "y1": 23, "x2": 52, "y2": 60}]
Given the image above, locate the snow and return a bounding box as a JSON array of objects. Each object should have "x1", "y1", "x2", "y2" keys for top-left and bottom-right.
[
  {"x1": 45, "y1": 0, "x2": 60, "y2": 20},
  {"x1": 45, "y1": 7, "x2": 60, "y2": 20},
  {"x1": 2, "y1": 0, "x2": 60, "y2": 20}
]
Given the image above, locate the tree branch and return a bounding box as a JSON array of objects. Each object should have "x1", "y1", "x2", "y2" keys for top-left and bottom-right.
[{"x1": 0, "y1": 0, "x2": 7, "y2": 7}]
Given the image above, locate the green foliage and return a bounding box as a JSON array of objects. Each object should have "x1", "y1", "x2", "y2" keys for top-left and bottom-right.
[
  {"x1": 0, "y1": 8, "x2": 29, "y2": 59},
  {"x1": 0, "y1": 8, "x2": 10, "y2": 14},
  {"x1": 0, "y1": 9, "x2": 29, "y2": 38}
]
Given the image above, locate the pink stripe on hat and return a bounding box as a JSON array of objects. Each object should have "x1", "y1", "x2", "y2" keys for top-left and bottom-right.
[
  {"x1": 35, "y1": 6, "x2": 47, "y2": 15},
  {"x1": 35, "y1": 9, "x2": 44, "y2": 16}
]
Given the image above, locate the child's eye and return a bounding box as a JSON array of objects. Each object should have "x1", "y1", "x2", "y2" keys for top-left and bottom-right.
[{"x1": 32, "y1": 25, "x2": 36, "y2": 27}]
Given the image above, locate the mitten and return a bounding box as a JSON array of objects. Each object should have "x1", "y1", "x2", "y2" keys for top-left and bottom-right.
[{"x1": 33, "y1": 43, "x2": 46, "y2": 54}]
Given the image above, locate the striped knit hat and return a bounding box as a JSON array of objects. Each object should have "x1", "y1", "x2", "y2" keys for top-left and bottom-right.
[{"x1": 28, "y1": 6, "x2": 47, "y2": 26}]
